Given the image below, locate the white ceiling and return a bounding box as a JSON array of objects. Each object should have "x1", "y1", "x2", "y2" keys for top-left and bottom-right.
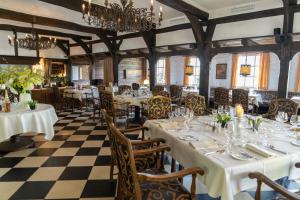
[{"x1": 183, "y1": 0, "x2": 263, "y2": 10}]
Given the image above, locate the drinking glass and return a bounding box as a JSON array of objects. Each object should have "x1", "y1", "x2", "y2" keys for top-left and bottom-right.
[
  {"x1": 218, "y1": 105, "x2": 224, "y2": 114},
  {"x1": 290, "y1": 115, "x2": 298, "y2": 126},
  {"x1": 223, "y1": 127, "x2": 233, "y2": 153},
  {"x1": 275, "y1": 111, "x2": 288, "y2": 123}
]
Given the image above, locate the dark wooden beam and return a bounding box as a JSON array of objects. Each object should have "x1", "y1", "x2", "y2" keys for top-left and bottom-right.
[
  {"x1": 185, "y1": 13, "x2": 205, "y2": 45},
  {"x1": 157, "y1": 0, "x2": 209, "y2": 20},
  {"x1": 241, "y1": 38, "x2": 259, "y2": 46},
  {"x1": 0, "y1": 24, "x2": 91, "y2": 40},
  {"x1": 13, "y1": 30, "x2": 18, "y2": 56},
  {"x1": 0, "y1": 8, "x2": 113, "y2": 35},
  {"x1": 0, "y1": 55, "x2": 67, "y2": 64},
  {"x1": 56, "y1": 40, "x2": 70, "y2": 57}
]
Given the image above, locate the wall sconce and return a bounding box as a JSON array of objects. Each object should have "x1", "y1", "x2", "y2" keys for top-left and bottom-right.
[{"x1": 185, "y1": 65, "x2": 194, "y2": 76}]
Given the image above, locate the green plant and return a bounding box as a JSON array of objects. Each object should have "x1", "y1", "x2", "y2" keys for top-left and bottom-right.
[
  {"x1": 0, "y1": 66, "x2": 44, "y2": 94},
  {"x1": 28, "y1": 100, "x2": 38, "y2": 108},
  {"x1": 216, "y1": 113, "x2": 231, "y2": 128},
  {"x1": 248, "y1": 117, "x2": 263, "y2": 131}
]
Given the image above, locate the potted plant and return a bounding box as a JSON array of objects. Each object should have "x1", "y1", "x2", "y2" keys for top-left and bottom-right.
[
  {"x1": 216, "y1": 113, "x2": 231, "y2": 128},
  {"x1": 248, "y1": 116, "x2": 263, "y2": 132},
  {"x1": 28, "y1": 100, "x2": 38, "y2": 110},
  {"x1": 0, "y1": 66, "x2": 44, "y2": 103}
]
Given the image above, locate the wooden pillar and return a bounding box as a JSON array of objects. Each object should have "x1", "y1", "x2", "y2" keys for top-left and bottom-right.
[
  {"x1": 66, "y1": 59, "x2": 72, "y2": 84},
  {"x1": 13, "y1": 30, "x2": 18, "y2": 56},
  {"x1": 198, "y1": 47, "x2": 211, "y2": 104},
  {"x1": 147, "y1": 54, "x2": 158, "y2": 90},
  {"x1": 112, "y1": 53, "x2": 120, "y2": 85}
]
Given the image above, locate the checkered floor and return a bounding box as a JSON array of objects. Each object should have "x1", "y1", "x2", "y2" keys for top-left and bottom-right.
[{"x1": 0, "y1": 109, "x2": 298, "y2": 200}]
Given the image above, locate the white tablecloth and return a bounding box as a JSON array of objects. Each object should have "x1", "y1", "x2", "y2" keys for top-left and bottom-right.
[
  {"x1": 114, "y1": 95, "x2": 150, "y2": 107},
  {"x1": 0, "y1": 104, "x2": 58, "y2": 142},
  {"x1": 64, "y1": 86, "x2": 98, "y2": 101},
  {"x1": 144, "y1": 116, "x2": 300, "y2": 200}
]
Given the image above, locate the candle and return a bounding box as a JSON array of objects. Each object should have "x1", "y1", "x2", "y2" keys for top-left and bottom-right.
[{"x1": 235, "y1": 104, "x2": 244, "y2": 118}]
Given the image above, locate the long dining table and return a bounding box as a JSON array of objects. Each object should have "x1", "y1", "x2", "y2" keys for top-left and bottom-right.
[{"x1": 144, "y1": 116, "x2": 300, "y2": 200}]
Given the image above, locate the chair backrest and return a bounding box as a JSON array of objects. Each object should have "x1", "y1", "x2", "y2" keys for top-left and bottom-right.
[
  {"x1": 152, "y1": 85, "x2": 164, "y2": 96},
  {"x1": 147, "y1": 96, "x2": 171, "y2": 120},
  {"x1": 118, "y1": 85, "x2": 131, "y2": 95},
  {"x1": 185, "y1": 93, "x2": 206, "y2": 116},
  {"x1": 99, "y1": 90, "x2": 114, "y2": 117},
  {"x1": 214, "y1": 87, "x2": 229, "y2": 106},
  {"x1": 156, "y1": 90, "x2": 170, "y2": 98},
  {"x1": 267, "y1": 98, "x2": 298, "y2": 119},
  {"x1": 170, "y1": 85, "x2": 182, "y2": 98},
  {"x1": 97, "y1": 85, "x2": 106, "y2": 91},
  {"x1": 132, "y1": 83, "x2": 140, "y2": 91},
  {"x1": 108, "y1": 122, "x2": 141, "y2": 199},
  {"x1": 232, "y1": 89, "x2": 249, "y2": 111}
]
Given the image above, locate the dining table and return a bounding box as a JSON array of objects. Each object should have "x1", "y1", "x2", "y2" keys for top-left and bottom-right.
[
  {"x1": 144, "y1": 115, "x2": 300, "y2": 200},
  {"x1": 63, "y1": 86, "x2": 99, "y2": 102},
  {"x1": 0, "y1": 103, "x2": 58, "y2": 151}
]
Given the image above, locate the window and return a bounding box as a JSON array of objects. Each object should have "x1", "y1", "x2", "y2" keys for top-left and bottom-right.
[
  {"x1": 156, "y1": 58, "x2": 166, "y2": 84},
  {"x1": 72, "y1": 65, "x2": 90, "y2": 81},
  {"x1": 236, "y1": 53, "x2": 260, "y2": 89},
  {"x1": 188, "y1": 57, "x2": 201, "y2": 86}
]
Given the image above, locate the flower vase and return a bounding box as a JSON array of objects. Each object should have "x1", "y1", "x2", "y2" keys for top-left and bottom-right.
[{"x1": 18, "y1": 93, "x2": 32, "y2": 109}]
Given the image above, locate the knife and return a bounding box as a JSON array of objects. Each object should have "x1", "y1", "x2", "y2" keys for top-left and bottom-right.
[{"x1": 265, "y1": 145, "x2": 288, "y2": 155}]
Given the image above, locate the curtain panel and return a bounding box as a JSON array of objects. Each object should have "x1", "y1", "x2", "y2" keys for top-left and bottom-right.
[
  {"x1": 165, "y1": 57, "x2": 171, "y2": 85},
  {"x1": 183, "y1": 56, "x2": 190, "y2": 86},
  {"x1": 258, "y1": 52, "x2": 270, "y2": 90},
  {"x1": 295, "y1": 54, "x2": 300, "y2": 92},
  {"x1": 231, "y1": 54, "x2": 239, "y2": 88}
]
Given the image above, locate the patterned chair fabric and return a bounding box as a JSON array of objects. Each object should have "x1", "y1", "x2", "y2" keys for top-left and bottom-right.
[
  {"x1": 118, "y1": 85, "x2": 131, "y2": 95},
  {"x1": 132, "y1": 83, "x2": 140, "y2": 91},
  {"x1": 170, "y1": 85, "x2": 182, "y2": 99},
  {"x1": 214, "y1": 87, "x2": 229, "y2": 107},
  {"x1": 264, "y1": 98, "x2": 298, "y2": 120},
  {"x1": 147, "y1": 96, "x2": 172, "y2": 120},
  {"x1": 152, "y1": 85, "x2": 164, "y2": 96},
  {"x1": 99, "y1": 90, "x2": 115, "y2": 117},
  {"x1": 97, "y1": 85, "x2": 106, "y2": 91},
  {"x1": 185, "y1": 94, "x2": 206, "y2": 116},
  {"x1": 156, "y1": 90, "x2": 170, "y2": 98},
  {"x1": 232, "y1": 89, "x2": 249, "y2": 112},
  {"x1": 108, "y1": 123, "x2": 195, "y2": 200}
]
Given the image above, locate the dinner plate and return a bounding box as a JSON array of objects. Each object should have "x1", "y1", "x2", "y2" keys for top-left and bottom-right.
[
  {"x1": 291, "y1": 140, "x2": 300, "y2": 147},
  {"x1": 230, "y1": 152, "x2": 253, "y2": 161}
]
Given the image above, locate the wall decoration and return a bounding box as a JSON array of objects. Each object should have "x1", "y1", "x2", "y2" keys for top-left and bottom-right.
[{"x1": 216, "y1": 63, "x2": 227, "y2": 79}]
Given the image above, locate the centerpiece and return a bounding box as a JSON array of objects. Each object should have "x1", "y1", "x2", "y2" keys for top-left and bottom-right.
[
  {"x1": 216, "y1": 113, "x2": 231, "y2": 128},
  {"x1": 0, "y1": 66, "x2": 44, "y2": 104}
]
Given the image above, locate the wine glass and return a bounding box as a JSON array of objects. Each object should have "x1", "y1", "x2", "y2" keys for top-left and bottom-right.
[
  {"x1": 218, "y1": 105, "x2": 224, "y2": 114},
  {"x1": 290, "y1": 115, "x2": 298, "y2": 126}
]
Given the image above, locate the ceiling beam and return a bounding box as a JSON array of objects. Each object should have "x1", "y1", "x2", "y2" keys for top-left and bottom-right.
[
  {"x1": 0, "y1": 24, "x2": 92, "y2": 40},
  {"x1": 241, "y1": 38, "x2": 259, "y2": 46},
  {"x1": 0, "y1": 8, "x2": 114, "y2": 35},
  {"x1": 157, "y1": 0, "x2": 209, "y2": 20}
]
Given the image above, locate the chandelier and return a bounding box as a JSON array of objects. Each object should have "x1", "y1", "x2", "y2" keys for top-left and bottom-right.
[
  {"x1": 8, "y1": 23, "x2": 57, "y2": 50},
  {"x1": 82, "y1": 0, "x2": 163, "y2": 32}
]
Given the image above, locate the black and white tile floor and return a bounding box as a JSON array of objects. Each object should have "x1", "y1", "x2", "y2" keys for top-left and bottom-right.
[{"x1": 0, "y1": 110, "x2": 298, "y2": 200}]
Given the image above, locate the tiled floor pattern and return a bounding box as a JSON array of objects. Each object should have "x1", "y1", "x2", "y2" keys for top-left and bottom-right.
[{"x1": 0, "y1": 109, "x2": 298, "y2": 200}]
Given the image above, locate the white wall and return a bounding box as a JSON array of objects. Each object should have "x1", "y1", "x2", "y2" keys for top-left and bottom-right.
[{"x1": 288, "y1": 53, "x2": 300, "y2": 92}]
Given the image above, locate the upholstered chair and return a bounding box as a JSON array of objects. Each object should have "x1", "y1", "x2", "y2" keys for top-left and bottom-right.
[
  {"x1": 132, "y1": 83, "x2": 140, "y2": 91},
  {"x1": 170, "y1": 85, "x2": 183, "y2": 106},
  {"x1": 156, "y1": 90, "x2": 171, "y2": 98},
  {"x1": 152, "y1": 85, "x2": 165, "y2": 96},
  {"x1": 97, "y1": 85, "x2": 106, "y2": 91},
  {"x1": 102, "y1": 109, "x2": 167, "y2": 181},
  {"x1": 232, "y1": 89, "x2": 249, "y2": 112},
  {"x1": 147, "y1": 96, "x2": 172, "y2": 120},
  {"x1": 108, "y1": 121, "x2": 204, "y2": 200},
  {"x1": 214, "y1": 87, "x2": 230, "y2": 108},
  {"x1": 118, "y1": 85, "x2": 132, "y2": 95},
  {"x1": 185, "y1": 93, "x2": 210, "y2": 116},
  {"x1": 249, "y1": 163, "x2": 300, "y2": 200},
  {"x1": 99, "y1": 90, "x2": 130, "y2": 126},
  {"x1": 263, "y1": 98, "x2": 298, "y2": 120}
]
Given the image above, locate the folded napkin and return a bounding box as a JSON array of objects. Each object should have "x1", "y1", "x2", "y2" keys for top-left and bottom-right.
[
  {"x1": 158, "y1": 122, "x2": 179, "y2": 130},
  {"x1": 189, "y1": 139, "x2": 220, "y2": 150},
  {"x1": 290, "y1": 126, "x2": 300, "y2": 131},
  {"x1": 245, "y1": 143, "x2": 274, "y2": 158}
]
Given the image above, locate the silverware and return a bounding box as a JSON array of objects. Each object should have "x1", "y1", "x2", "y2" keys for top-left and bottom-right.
[
  {"x1": 205, "y1": 149, "x2": 225, "y2": 156},
  {"x1": 265, "y1": 144, "x2": 287, "y2": 154}
]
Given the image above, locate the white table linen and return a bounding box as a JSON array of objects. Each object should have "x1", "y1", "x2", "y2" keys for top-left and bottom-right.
[
  {"x1": 64, "y1": 86, "x2": 98, "y2": 101},
  {"x1": 291, "y1": 96, "x2": 300, "y2": 107},
  {"x1": 0, "y1": 104, "x2": 58, "y2": 142},
  {"x1": 114, "y1": 95, "x2": 150, "y2": 107},
  {"x1": 144, "y1": 116, "x2": 300, "y2": 200}
]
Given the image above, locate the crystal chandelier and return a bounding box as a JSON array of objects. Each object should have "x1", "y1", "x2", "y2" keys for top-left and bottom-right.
[
  {"x1": 8, "y1": 23, "x2": 57, "y2": 50},
  {"x1": 82, "y1": 0, "x2": 163, "y2": 32}
]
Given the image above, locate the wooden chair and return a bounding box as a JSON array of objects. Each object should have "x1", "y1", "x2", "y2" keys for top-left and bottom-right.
[
  {"x1": 249, "y1": 163, "x2": 300, "y2": 200},
  {"x1": 97, "y1": 85, "x2": 106, "y2": 92},
  {"x1": 152, "y1": 85, "x2": 164, "y2": 96},
  {"x1": 214, "y1": 87, "x2": 230, "y2": 108},
  {"x1": 99, "y1": 90, "x2": 130, "y2": 127},
  {"x1": 109, "y1": 121, "x2": 205, "y2": 200},
  {"x1": 156, "y1": 90, "x2": 170, "y2": 98},
  {"x1": 118, "y1": 85, "x2": 132, "y2": 95},
  {"x1": 147, "y1": 96, "x2": 172, "y2": 120},
  {"x1": 132, "y1": 83, "x2": 140, "y2": 91},
  {"x1": 52, "y1": 86, "x2": 64, "y2": 111},
  {"x1": 185, "y1": 93, "x2": 211, "y2": 116},
  {"x1": 263, "y1": 98, "x2": 298, "y2": 120},
  {"x1": 102, "y1": 109, "x2": 168, "y2": 181},
  {"x1": 232, "y1": 89, "x2": 249, "y2": 112}
]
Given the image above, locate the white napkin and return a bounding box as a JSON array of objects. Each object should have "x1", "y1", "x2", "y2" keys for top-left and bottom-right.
[
  {"x1": 245, "y1": 143, "x2": 274, "y2": 158},
  {"x1": 189, "y1": 139, "x2": 220, "y2": 150},
  {"x1": 158, "y1": 122, "x2": 179, "y2": 130}
]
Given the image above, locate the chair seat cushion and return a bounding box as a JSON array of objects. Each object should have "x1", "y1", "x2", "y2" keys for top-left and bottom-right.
[{"x1": 141, "y1": 179, "x2": 191, "y2": 200}]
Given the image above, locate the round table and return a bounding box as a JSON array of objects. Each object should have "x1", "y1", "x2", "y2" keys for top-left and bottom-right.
[{"x1": 0, "y1": 104, "x2": 58, "y2": 151}]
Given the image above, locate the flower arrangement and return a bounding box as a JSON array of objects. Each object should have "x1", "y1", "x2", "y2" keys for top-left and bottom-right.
[
  {"x1": 216, "y1": 113, "x2": 231, "y2": 128},
  {"x1": 28, "y1": 100, "x2": 38, "y2": 110},
  {"x1": 0, "y1": 66, "x2": 44, "y2": 95},
  {"x1": 248, "y1": 116, "x2": 263, "y2": 132}
]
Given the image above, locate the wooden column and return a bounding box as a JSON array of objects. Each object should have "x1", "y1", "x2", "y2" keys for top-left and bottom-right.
[
  {"x1": 112, "y1": 52, "x2": 120, "y2": 85},
  {"x1": 277, "y1": 0, "x2": 296, "y2": 98},
  {"x1": 13, "y1": 30, "x2": 18, "y2": 56}
]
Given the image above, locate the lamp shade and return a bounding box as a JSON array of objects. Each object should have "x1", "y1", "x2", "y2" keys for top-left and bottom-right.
[
  {"x1": 185, "y1": 65, "x2": 194, "y2": 76},
  {"x1": 143, "y1": 79, "x2": 150, "y2": 85},
  {"x1": 240, "y1": 64, "x2": 251, "y2": 76}
]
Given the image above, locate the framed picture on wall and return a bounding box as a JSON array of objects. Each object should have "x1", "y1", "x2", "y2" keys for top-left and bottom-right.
[{"x1": 216, "y1": 63, "x2": 227, "y2": 79}]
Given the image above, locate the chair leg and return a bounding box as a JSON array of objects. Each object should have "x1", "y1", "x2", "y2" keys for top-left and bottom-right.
[{"x1": 110, "y1": 159, "x2": 114, "y2": 181}]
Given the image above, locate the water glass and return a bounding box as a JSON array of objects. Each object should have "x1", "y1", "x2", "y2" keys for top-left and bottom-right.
[
  {"x1": 275, "y1": 112, "x2": 288, "y2": 123},
  {"x1": 290, "y1": 115, "x2": 298, "y2": 126},
  {"x1": 218, "y1": 105, "x2": 224, "y2": 114}
]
